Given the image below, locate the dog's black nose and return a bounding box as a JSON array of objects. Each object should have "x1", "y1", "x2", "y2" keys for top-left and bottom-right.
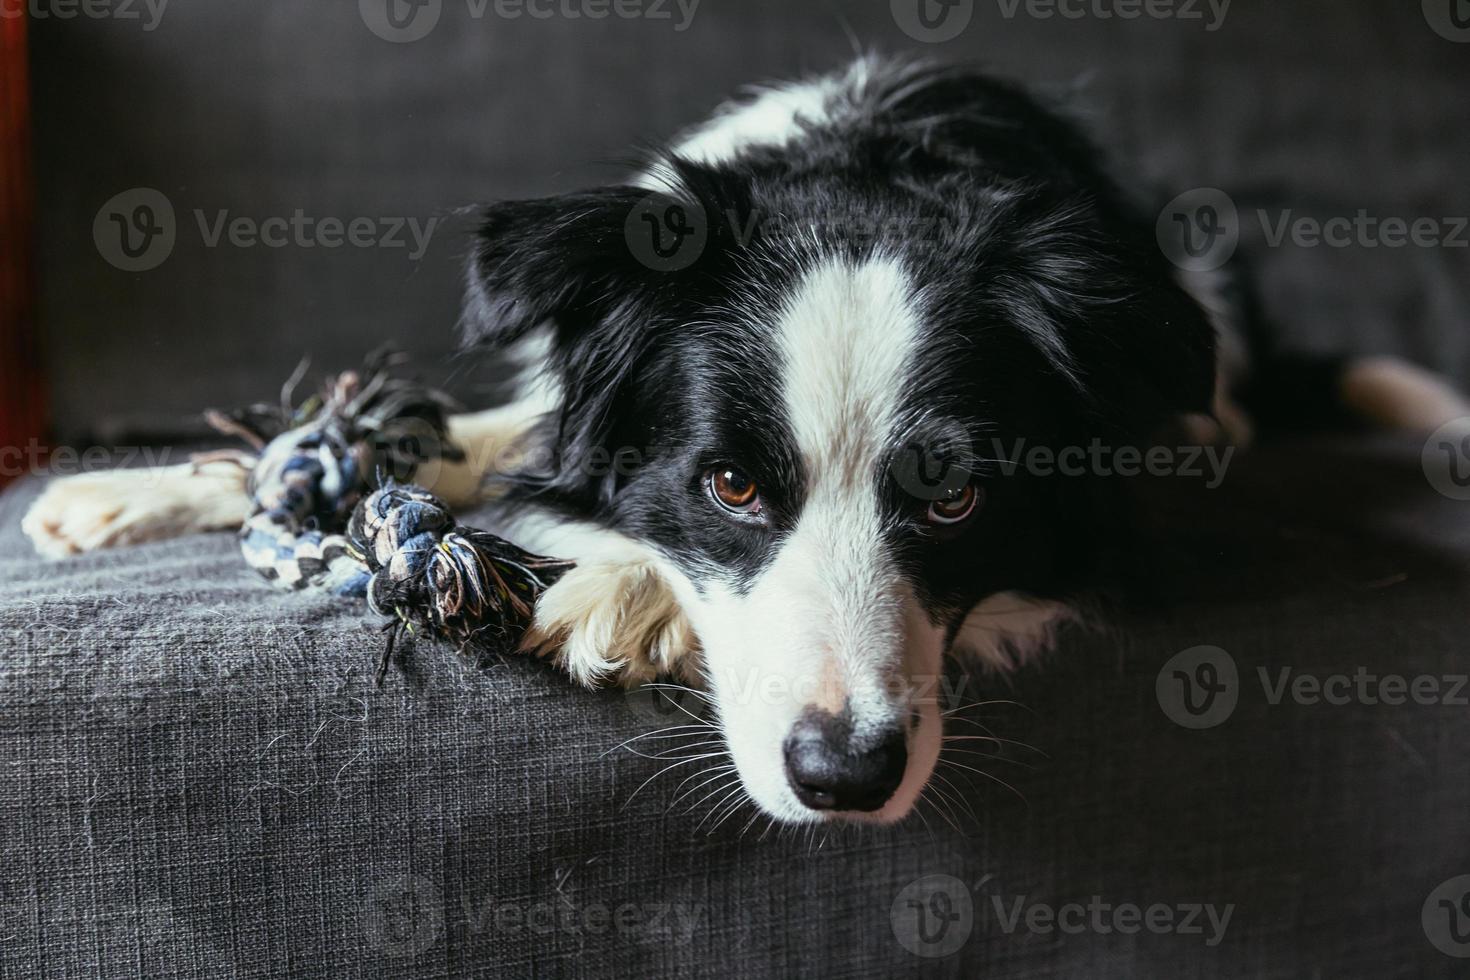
[{"x1": 783, "y1": 710, "x2": 907, "y2": 812}]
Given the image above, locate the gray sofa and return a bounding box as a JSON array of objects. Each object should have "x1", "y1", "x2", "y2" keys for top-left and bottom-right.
[
  {"x1": 3, "y1": 436, "x2": 1469, "y2": 977},
  {"x1": 8, "y1": 0, "x2": 1470, "y2": 976}
]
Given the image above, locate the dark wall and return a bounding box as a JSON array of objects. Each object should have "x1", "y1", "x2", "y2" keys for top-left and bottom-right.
[{"x1": 29, "y1": 0, "x2": 1470, "y2": 440}]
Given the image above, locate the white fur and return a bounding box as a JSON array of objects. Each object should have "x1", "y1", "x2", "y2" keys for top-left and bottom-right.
[
  {"x1": 22, "y1": 460, "x2": 252, "y2": 559},
  {"x1": 1341, "y1": 356, "x2": 1470, "y2": 434},
  {"x1": 663, "y1": 77, "x2": 841, "y2": 171},
  {"x1": 506, "y1": 510, "x2": 698, "y2": 688},
  {"x1": 651, "y1": 256, "x2": 948, "y2": 823},
  {"x1": 634, "y1": 60, "x2": 879, "y2": 191},
  {"x1": 952, "y1": 592, "x2": 1078, "y2": 673}
]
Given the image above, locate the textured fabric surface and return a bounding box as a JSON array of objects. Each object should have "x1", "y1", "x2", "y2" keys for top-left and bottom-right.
[
  {"x1": 30, "y1": 0, "x2": 1470, "y2": 440},
  {"x1": 2, "y1": 437, "x2": 1469, "y2": 978}
]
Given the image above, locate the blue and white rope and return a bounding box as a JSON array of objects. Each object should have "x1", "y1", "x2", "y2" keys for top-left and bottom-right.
[{"x1": 212, "y1": 355, "x2": 573, "y2": 681}]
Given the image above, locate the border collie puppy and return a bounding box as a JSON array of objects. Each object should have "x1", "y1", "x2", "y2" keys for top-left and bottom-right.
[{"x1": 24, "y1": 55, "x2": 1468, "y2": 826}]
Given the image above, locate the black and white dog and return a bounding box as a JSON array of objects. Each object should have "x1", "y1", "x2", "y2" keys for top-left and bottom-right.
[{"x1": 25, "y1": 56, "x2": 1468, "y2": 825}]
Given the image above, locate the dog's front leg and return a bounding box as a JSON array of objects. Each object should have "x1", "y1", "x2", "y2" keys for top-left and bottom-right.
[
  {"x1": 22, "y1": 459, "x2": 254, "y2": 559},
  {"x1": 500, "y1": 511, "x2": 701, "y2": 688},
  {"x1": 20, "y1": 399, "x2": 543, "y2": 559}
]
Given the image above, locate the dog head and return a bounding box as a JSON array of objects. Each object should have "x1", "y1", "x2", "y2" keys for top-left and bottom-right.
[{"x1": 463, "y1": 142, "x2": 1214, "y2": 823}]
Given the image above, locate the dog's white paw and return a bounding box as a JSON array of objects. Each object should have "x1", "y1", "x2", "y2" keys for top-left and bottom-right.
[
  {"x1": 21, "y1": 461, "x2": 252, "y2": 559},
  {"x1": 524, "y1": 557, "x2": 698, "y2": 688}
]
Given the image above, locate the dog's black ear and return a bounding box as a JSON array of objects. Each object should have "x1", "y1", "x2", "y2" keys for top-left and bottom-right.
[
  {"x1": 1101, "y1": 256, "x2": 1219, "y2": 425},
  {"x1": 465, "y1": 188, "x2": 650, "y2": 351},
  {"x1": 993, "y1": 199, "x2": 1218, "y2": 435},
  {"x1": 461, "y1": 177, "x2": 737, "y2": 507}
]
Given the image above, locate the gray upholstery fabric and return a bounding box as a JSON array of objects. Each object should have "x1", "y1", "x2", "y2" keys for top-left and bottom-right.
[
  {"x1": 30, "y1": 0, "x2": 1470, "y2": 440},
  {"x1": 2, "y1": 436, "x2": 1469, "y2": 978},
  {"x1": 14, "y1": 0, "x2": 1470, "y2": 975}
]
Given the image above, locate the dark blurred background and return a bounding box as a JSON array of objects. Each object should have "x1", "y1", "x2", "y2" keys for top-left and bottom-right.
[{"x1": 25, "y1": 0, "x2": 1470, "y2": 442}]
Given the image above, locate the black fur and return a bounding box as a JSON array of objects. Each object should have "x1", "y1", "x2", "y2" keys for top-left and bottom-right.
[{"x1": 460, "y1": 57, "x2": 1218, "y2": 623}]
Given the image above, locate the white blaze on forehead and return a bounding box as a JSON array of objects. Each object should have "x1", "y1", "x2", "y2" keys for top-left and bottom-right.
[
  {"x1": 764, "y1": 256, "x2": 926, "y2": 720},
  {"x1": 776, "y1": 256, "x2": 922, "y2": 484}
]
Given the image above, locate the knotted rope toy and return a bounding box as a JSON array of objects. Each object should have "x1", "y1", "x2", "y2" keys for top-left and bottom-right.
[{"x1": 205, "y1": 353, "x2": 574, "y2": 684}]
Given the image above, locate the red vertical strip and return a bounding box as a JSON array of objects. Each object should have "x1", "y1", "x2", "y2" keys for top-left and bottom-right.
[{"x1": 0, "y1": 12, "x2": 44, "y2": 488}]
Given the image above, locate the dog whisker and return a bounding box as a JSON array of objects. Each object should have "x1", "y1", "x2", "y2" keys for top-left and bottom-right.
[
  {"x1": 598, "y1": 723, "x2": 717, "y2": 759},
  {"x1": 940, "y1": 747, "x2": 1037, "y2": 771},
  {"x1": 681, "y1": 774, "x2": 742, "y2": 816},
  {"x1": 694, "y1": 781, "x2": 747, "y2": 830},
  {"x1": 937, "y1": 758, "x2": 1029, "y2": 808},
  {"x1": 940, "y1": 697, "x2": 1028, "y2": 716},
  {"x1": 636, "y1": 682, "x2": 716, "y2": 704},
  {"x1": 669, "y1": 765, "x2": 738, "y2": 811},
  {"x1": 707, "y1": 791, "x2": 752, "y2": 836},
  {"x1": 943, "y1": 734, "x2": 1048, "y2": 758},
  {"x1": 930, "y1": 771, "x2": 980, "y2": 822},
  {"x1": 631, "y1": 739, "x2": 729, "y2": 761},
  {"x1": 611, "y1": 738, "x2": 724, "y2": 761},
  {"x1": 921, "y1": 779, "x2": 967, "y2": 834},
  {"x1": 620, "y1": 751, "x2": 732, "y2": 812}
]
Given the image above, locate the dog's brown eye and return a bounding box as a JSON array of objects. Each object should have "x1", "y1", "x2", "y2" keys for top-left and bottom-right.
[
  {"x1": 925, "y1": 483, "x2": 982, "y2": 526},
  {"x1": 709, "y1": 467, "x2": 760, "y2": 513}
]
